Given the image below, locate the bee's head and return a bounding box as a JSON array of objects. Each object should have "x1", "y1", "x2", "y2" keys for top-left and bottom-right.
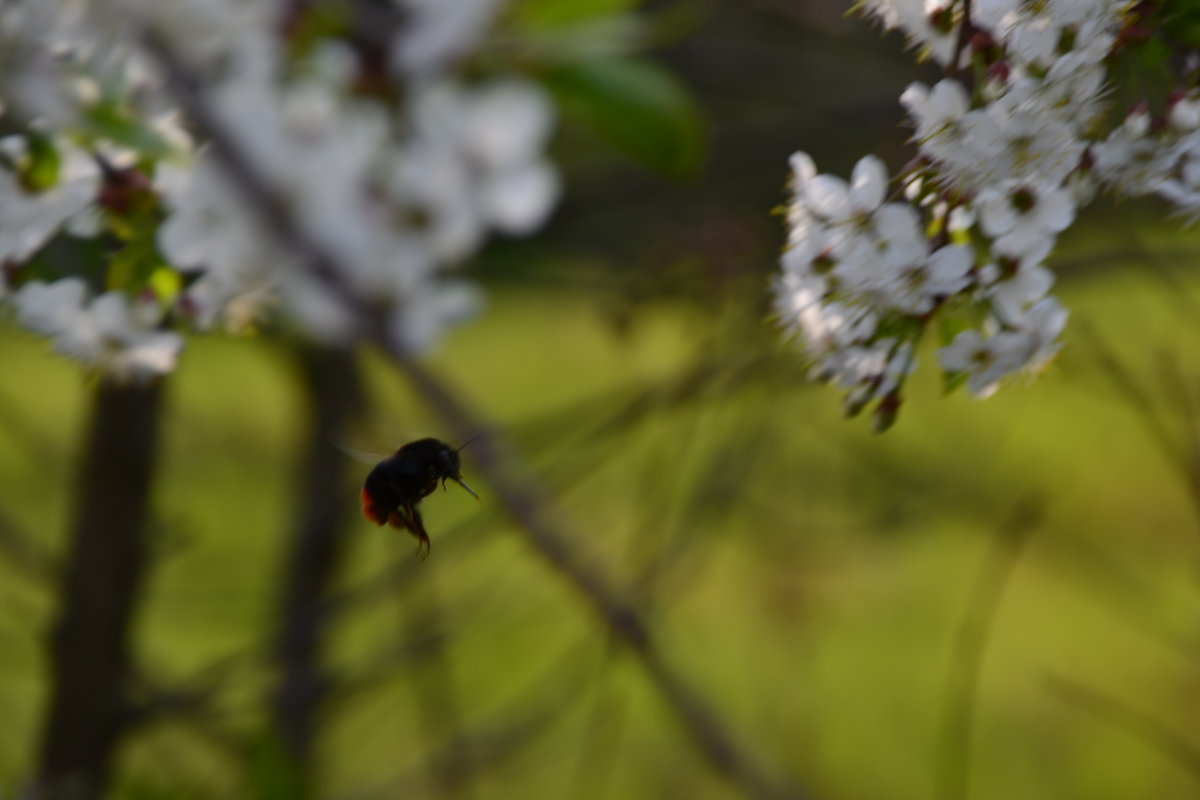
[
  {"x1": 434, "y1": 444, "x2": 460, "y2": 477},
  {"x1": 438, "y1": 441, "x2": 480, "y2": 502}
]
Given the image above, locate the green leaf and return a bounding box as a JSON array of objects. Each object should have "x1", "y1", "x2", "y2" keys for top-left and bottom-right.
[
  {"x1": 18, "y1": 234, "x2": 110, "y2": 288},
  {"x1": 509, "y1": 0, "x2": 640, "y2": 29},
  {"x1": 1137, "y1": 36, "x2": 1171, "y2": 70},
  {"x1": 540, "y1": 56, "x2": 706, "y2": 178},
  {"x1": 83, "y1": 103, "x2": 175, "y2": 159},
  {"x1": 942, "y1": 369, "x2": 969, "y2": 395},
  {"x1": 1173, "y1": 21, "x2": 1200, "y2": 47},
  {"x1": 146, "y1": 265, "x2": 182, "y2": 302},
  {"x1": 1161, "y1": 0, "x2": 1200, "y2": 48},
  {"x1": 106, "y1": 244, "x2": 164, "y2": 293},
  {"x1": 873, "y1": 311, "x2": 921, "y2": 341},
  {"x1": 936, "y1": 310, "x2": 970, "y2": 347},
  {"x1": 105, "y1": 201, "x2": 170, "y2": 294},
  {"x1": 23, "y1": 135, "x2": 62, "y2": 192}
]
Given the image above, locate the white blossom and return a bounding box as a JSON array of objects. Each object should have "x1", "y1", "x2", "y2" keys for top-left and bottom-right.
[
  {"x1": 157, "y1": 156, "x2": 285, "y2": 331},
  {"x1": 0, "y1": 0, "x2": 563, "y2": 370},
  {"x1": 957, "y1": 97, "x2": 1086, "y2": 189},
  {"x1": 393, "y1": 80, "x2": 560, "y2": 262},
  {"x1": 1170, "y1": 93, "x2": 1200, "y2": 132},
  {"x1": 988, "y1": 264, "x2": 1055, "y2": 324},
  {"x1": 862, "y1": 0, "x2": 964, "y2": 66},
  {"x1": 882, "y1": 243, "x2": 974, "y2": 314},
  {"x1": 55, "y1": 291, "x2": 183, "y2": 381},
  {"x1": 938, "y1": 329, "x2": 1027, "y2": 397},
  {"x1": 0, "y1": 141, "x2": 99, "y2": 263},
  {"x1": 392, "y1": 0, "x2": 504, "y2": 78},
  {"x1": 773, "y1": 0, "x2": 1164, "y2": 422},
  {"x1": 902, "y1": 79, "x2": 971, "y2": 163},
  {"x1": 13, "y1": 279, "x2": 181, "y2": 381},
  {"x1": 1091, "y1": 108, "x2": 1178, "y2": 196},
  {"x1": 1017, "y1": 295, "x2": 1069, "y2": 370},
  {"x1": 1154, "y1": 133, "x2": 1200, "y2": 217},
  {"x1": 977, "y1": 179, "x2": 1075, "y2": 261},
  {"x1": 13, "y1": 278, "x2": 88, "y2": 336},
  {"x1": 148, "y1": 20, "x2": 560, "y2": 350}
]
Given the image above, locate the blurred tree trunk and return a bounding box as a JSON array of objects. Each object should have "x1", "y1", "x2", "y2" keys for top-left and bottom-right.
[
  {"x1": 35, "y1": 378, "x2": 165, "y2": 799},
  {"x1": 270, "y1": 345, "x2": 363, "y2": 784}
]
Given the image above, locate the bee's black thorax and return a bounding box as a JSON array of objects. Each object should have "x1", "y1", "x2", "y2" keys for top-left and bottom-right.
[{"x1": 360, "y1": 438, "x2": 470, "y2": 558}]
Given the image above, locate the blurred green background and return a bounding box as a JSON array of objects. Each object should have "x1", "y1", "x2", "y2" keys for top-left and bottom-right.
[{"x1": 6, "y1": 2, "x2": 1200, "y2": 799}]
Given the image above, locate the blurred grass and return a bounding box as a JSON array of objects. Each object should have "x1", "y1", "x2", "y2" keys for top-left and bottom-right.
[{"x1": 3, "y1": 219, "x2": 1200, "y2": 798}]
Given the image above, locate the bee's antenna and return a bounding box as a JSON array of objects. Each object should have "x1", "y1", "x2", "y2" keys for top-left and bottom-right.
[
  {"x1": 452, "y1": 476, "x2": 482, "y2": 503},
  {"x1": 455, "y1": 436, "x2": 481, "y2": 454}
]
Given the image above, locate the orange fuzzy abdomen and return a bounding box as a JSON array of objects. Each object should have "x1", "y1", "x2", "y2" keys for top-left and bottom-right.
[{"x1": 361, "y1": 487, "x2": 387, "y2": 526}]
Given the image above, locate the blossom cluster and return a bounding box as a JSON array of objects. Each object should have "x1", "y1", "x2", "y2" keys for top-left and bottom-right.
[
  {"x1": 0, "y1": 0, "x2": 558, "y2": 380},
  {"x1": 775, "y1": 0, "x2": 1200, "y2": 427}
]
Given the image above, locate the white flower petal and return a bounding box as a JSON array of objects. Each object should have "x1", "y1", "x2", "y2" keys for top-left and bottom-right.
[
  {"x1": 789, "y1": 151, "x2": 818, "y2": 184},
  {"x1": 993, "y1": 227, "x2": 1054, "y2": 263},
  {"x1": 874, "y1": 202, "x2": 923, "y2": 246},
  {"x1": 480, "y1": 160, "x2": 561, "y2": 235},
  {"x1": 805, "y1": 174, "x2": 852, "y2": 221},
  {"x1": 462, "y1": 81, "x2": 554, "y2": 168},
  {"x1": 979, "y1": 192, "x2": 1018, "y2": 237},
  {"x1": 927, "y1": 243, "x2": 972, "y2": 282},
  {"x1": 990, "y1": 264, "x2": 1054, "y2": 322},
  {"x1": 1038, "y1": 187, "x2": 1076, "y2": 232},
  {"x1": 90, "y1": 291, "x2": 134, "y2": 338},
  {"x1": 850, "y1": 155, "x2": 887, "y2": 212},
  {"x1": 13, "y1": 277, "x2": 87, "y2": 335}
]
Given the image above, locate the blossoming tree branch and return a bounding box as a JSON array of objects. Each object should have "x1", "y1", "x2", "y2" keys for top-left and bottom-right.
[
  {"x1": 773, "y1": 0, "x2": 1200, "y2": 429},
  {"x1": 0, "y1": 0, "x2": 560, "y2": 379}
]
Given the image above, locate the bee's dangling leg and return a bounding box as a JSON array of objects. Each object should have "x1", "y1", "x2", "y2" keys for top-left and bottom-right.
[{"x1": 401, "y1": 504, "x2": 432, "y2": 559}]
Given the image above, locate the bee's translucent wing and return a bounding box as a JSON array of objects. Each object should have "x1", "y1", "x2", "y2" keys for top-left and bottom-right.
[{"x1": 331, "y1": 438, "x2": 388, "y2": 464}]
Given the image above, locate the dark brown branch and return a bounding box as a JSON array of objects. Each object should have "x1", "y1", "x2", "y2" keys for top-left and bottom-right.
[
  {"x1": 271, "y1": 344, "x2": 364, "y2": 780},
  {"x1": 145, "y1": 32, "x2": 801, "y2": 800},
  {"x1": 138, "y1": 32, "x2": 363, "y2": 320},
  {"x1": 34, "y1": 378, "x2": 165, "y2": 799},
  {"x1": 951, "y1": 0, "x2": 975, "y2": 79}
]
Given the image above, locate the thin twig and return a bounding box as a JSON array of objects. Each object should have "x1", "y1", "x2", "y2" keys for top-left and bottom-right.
[
  {"x1": 1081, "y1": 324, "x2": 1200, "y2": 533},
  {"x1": 342, "y1": 635, "x2": 600, "y2": 800},
  {"x1": 0, "y1": 382, "x2": 63, "y2": 472},
  {"x1": 937, "y1": 498, "x2": 1041, "y2": 800},
  {"x1": 1152, "y1": 349, "x2": 1200, "y2": 529},
  {"x1": 0, "y1": 505, "x2": 55, "y2": 586},
  {"x1": 1079, "y1": 324, "x2": 1189, "y2": 475},
  {"x1": 397, "y1": 358, "x2": 800, "y2": 800},
  {"x1": 145, "y1": 30, "x2": 801, "y2": 800},
  {"x1": 1047, "y1": 674, "x2": 1200, "y2": 782},
  {"x1": 1036, "y1": 529, "x2": 1198, "y2": 663},
  {"x1": 400, "y1": 575, "x2": 474, "y2": 800},
  {"x1": 564, "y1": 640, "x2": 628, "y2": 800}
]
